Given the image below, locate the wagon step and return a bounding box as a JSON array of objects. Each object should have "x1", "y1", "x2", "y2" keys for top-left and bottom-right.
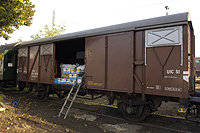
[{"x1": 58, "y1": 79, "x2": 83, "y2": 119}]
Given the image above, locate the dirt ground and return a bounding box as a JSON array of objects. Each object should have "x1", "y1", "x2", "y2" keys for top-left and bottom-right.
[
  {"x1": 0, "y1": 93, "x2": 71, "y2": 133},
  {"x1": 0, "y1": 91, "x2": 109, "y2": 133},
  {"x1": 0, "y1": 90, "x2": 200, "y2": 133}
]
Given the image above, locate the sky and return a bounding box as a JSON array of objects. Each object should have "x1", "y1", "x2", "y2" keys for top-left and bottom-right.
[{"x1": 1, "y1": 0, "x2": 200, "y2": 56}]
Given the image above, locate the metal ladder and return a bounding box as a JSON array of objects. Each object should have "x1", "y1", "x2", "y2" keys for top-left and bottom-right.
[{"x1": 58, "y1": 81, "x2": 82, "y2": 119}]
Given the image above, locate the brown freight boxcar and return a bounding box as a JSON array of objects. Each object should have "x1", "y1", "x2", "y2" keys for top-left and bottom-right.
[{"x1": 17, "y1": 12, "x2": 200, "y2": 121}]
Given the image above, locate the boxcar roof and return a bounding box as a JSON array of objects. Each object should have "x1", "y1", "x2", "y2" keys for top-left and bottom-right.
[
  {"x1": 0, "y1": 43, "x2": 17, "y2": 53},
  {"x1": 19, "y1": 12, "x2": 190, "y2": 47}
]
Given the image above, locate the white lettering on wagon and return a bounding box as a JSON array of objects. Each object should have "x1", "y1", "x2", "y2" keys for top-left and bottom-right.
[
  {"x1": 175, "y1": 69, "x2": 181, "y2": 74},
  {"x1": 156, "y1": 85, "x2": 161, "y2": 90},
  {"x1": 164, "y1": 76, "x2": 177, "y2": 79},
  {"x1": 167, "y1": 69, "x2": 174, "y2": 74},
  {"x1": 147, "y1": 86, "x2": 154, "y2": 89},
  {"x1": 167, "y1": 69, "x2": 180, "y2": 75},
  {"x1": 164, "y1": 87, "x2": 182, "y2": 92}
]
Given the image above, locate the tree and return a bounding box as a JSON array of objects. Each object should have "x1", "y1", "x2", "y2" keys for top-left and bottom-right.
[
  {"x1": 30, "y1": 22, "x2": 66, "y2": 40},
  {"x1": 18, "y1": 37, "x2": 23, "y2": 42},
  {"x1": 0, "y1": 0, "x2": 35, "y2": 40}
]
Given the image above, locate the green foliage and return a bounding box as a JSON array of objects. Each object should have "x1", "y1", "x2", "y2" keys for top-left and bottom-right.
[
  {"x1": 18, "y1": 37, "x2": 23, "y2": 42},
  {"x1": 30, "y1": 22, "x2": 66, "y2": 40},
  {"x1": 0, "y1": 0, "x2": 35, "y2": 40},
  {"x1": 0, "y1": 93, "x2": 10, "y2": 105}
]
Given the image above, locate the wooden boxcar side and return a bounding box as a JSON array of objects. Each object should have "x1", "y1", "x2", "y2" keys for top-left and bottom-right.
[
  {"x1": 84, "y1": 22, "x2": 195, "y2": 100},
  {"x1": 17, "y1": 12, "x2": 194, "y2": 98}
]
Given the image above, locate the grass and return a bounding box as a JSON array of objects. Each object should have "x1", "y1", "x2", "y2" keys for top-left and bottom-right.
[
  {"x1": 0, "y1": 90, "x2": 77, "y2": 133},
  {"x1": 0, "y1": 92, "x2": 11, "y2": 106},
  {"x1": 0, "y1": 104, "x2": 74, "y2": 132},
  {"x1": 0, "y1": 93, "x2": 5, "y2": 101},
  {"x1": 75, "y1": 95, "x2": 118, "y2": 108}
]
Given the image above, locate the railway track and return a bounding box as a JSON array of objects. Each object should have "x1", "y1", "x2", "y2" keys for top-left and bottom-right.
[
  {"x1": 1, "y1": 90, "x2": 200, "y2": 133},
  {"x1": 47, "y1": 98, "x2": 198, "y2": 133}
]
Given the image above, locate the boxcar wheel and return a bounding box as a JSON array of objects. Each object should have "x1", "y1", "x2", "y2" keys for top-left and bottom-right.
[{"x1": 119, "y1": 102, "x2": 147, "y2": 122}]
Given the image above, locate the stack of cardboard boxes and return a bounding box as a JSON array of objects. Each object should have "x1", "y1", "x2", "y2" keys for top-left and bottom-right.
[{"x1": 54, "y1": 64, "x2": 84, "y2": 85}]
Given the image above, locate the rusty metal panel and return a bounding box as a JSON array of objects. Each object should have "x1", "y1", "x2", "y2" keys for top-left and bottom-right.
[
  {"x1": 85, "y1": 35, "x2": 106, "y2": 89},
  {"x1": 181, "y1": 25, "x2": 189, "y2": 98},
  {"x1": 107, "y1": 32, "x2": 134, "y2": 92},
  {"x1": 85, "y1": 31, "x2": 134, "y2": 93},
  {"x1": 145, "y1": 26, "x2": 182, "y2": 47},
  {"x1": 27, "y1": 46, "x2": 39, "y2": 82},
  {"x1": 18, "y1": 47, "x2": 28, "y2": 57},
  {"x1": 188, "y1": 23, "x2": 195, "y2": 95},
  {"x1": 145, "y1": 46, "x2": 183, "y2": 97},
  {"x1": 39, "y1": 44, "x2": 54, "y2": 84},
  {"x1": 144, "y1": 26, "x2": 186, "y2": 98},
  {"x1": 40, "y1": 44, "x2": 53, "y2": 55},
  {"x1": 134, "y1": 31, "x2": 144, "y2": 93},
  {"x1": 17, "y1": 57, "x2": 28, "y2": 81},
  {"x1": 39, "y1": 55, "x2": 53, "y2": 84},
  {"x1": 17, "y1": 47, "x2": 28, "y2": 81}
]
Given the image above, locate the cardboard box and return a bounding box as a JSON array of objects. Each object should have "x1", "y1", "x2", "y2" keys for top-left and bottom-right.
[
  {"x1": 70, "y1": 69, "x2": 75, "y2": 73},
  {"x1": 56, "y1": 78, "x2": 77, "y2": 85},
  {"x1": 60, "y1": 64, "x2": 76, "y2": 77},
  {"x1": 60, "y1": 78, "x2": 66, "y2": 84},
  {"x1": 72, "y1": 69, "x2": 84, "y2": 74},
  {"x1": 64, "y1": 68, "x2": 71, "y2": 74},
  {"x1": 69, "y1": 74, "x2": 79, "y2": 79},
  {"x1": 57, "y1": 78, "x2": 61, "y2": 83},
  {"x1": 54, "y1": 78, "x2": 58, "y2": 83},
  {"x1": 66, "y1": 79, "x2": 77, "y2": 85},
  {"x1": 64, "y1": 74, "x2": 69, "y2": 79}
]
